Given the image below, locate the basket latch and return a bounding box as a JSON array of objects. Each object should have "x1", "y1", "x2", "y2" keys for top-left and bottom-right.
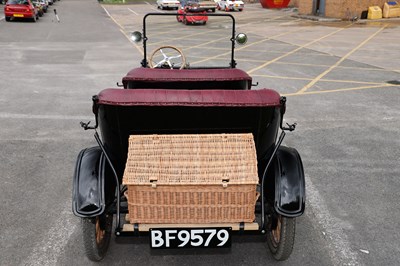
[
  {"x1": 222, "y1": 178, "x2": 230, "y2": 188},
  {"x1": 150, "y1": 178, "x2": 158, "y2": 188}
]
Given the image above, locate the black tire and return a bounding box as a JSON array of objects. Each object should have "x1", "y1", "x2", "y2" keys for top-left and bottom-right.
[
  {"x1": 266, "y1": 215, "x2": 296, "y2": 261},
  {"x1": 5, "y1": 17, "x2": 10, "y2": 21},
  {"x1": 81, "y1": 214, "x2": 113, "y2": 261}
]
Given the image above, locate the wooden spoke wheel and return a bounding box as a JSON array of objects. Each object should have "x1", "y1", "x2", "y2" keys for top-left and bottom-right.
[
  {"x1": 81, "y1": 214, "x2": 113, "y2": 261},
  {"x1": 266, "y1": 214, "x2": 296, "y2": 261}
]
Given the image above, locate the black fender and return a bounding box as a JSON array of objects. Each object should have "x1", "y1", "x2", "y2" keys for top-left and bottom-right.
[
  {"x1": 72, "y1": 147, "x2": 106, "y2": 218},
  {"x1": 271, "y1": 146, "x2": 305, "y2": 217}
]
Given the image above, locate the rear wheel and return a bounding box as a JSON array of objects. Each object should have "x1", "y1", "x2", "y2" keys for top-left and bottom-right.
[
  {"x1": 81, "y1": 214, "x2": 113, "y2": 261},
  {"x1": 266, "y1": 214, "x2": 296, "y2": 261},
  {"x1": 5, "y1": 17, "x2": 10, "y2": 22}
]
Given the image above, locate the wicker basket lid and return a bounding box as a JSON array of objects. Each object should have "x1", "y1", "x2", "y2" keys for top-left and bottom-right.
[{"x1": 123, "y1": 133, "x2": 258, "y2": 186}]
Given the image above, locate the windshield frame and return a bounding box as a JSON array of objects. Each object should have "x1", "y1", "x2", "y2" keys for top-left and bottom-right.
[{"x1": 141, "y1": 13, "x2": 237, "y2": 69}]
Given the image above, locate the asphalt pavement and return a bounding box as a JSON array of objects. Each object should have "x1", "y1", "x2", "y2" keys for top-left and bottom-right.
[{"x1": 0, "y1": 1, "x2": 399, "y2": 265}]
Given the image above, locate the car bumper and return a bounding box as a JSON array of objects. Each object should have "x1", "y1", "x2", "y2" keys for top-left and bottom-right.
[
  {"x1": 162, "y1": 4, "x2": 179, "y2": 8},
  {"x1": 4, "y1": 11, "x2": 35, "y2": 18},
  {"x1": 228, "y1": 5, "x2": 244, "y2": 10}
]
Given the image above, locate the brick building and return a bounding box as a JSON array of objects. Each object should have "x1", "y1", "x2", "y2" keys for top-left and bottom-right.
[{"x1": 294, "y1": 0, "x2": 392, "y2": 19}]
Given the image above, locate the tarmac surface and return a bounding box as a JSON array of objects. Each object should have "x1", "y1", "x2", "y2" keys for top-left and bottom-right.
[{"x1": 0, "y1": 1, "x2": 399, "y2": 265}]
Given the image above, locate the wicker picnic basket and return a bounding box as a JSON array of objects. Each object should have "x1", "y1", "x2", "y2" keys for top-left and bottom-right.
[{"x1": 123, "y1": 133, "x2": 259, "y2": 224}]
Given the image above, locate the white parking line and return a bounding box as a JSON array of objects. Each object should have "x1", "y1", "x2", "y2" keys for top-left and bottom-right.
[
  {"x1": 305, "y1": 175, "x2": 361, "y2": 266},
  {"x1": 101, "y1": 5, "x2": 111, "y2": 17},
  {"x1": 128, "y1": 8, "x2": 139, "y2": 15}
]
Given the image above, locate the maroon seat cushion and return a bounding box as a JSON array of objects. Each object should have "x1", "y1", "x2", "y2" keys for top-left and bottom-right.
[
  {"x1": 97, "y1": 88, "x2": 281, "y2": 107},
  {"x1": 122, "y1": 68, "x2": 252, "y2": 90}
]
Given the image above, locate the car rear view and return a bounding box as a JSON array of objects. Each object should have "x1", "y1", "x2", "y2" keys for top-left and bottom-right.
[{"x1": 4, "y1": 0, "x2": 38, "y2": 22}]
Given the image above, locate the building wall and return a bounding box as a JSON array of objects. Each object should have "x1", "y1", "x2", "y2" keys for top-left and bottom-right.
[
  {"x1": 298, "y1": 0, "x2": 313, "y2": 15},
  {"x1": 298, "y1": 0, "x2": 390, "y2": 19}
]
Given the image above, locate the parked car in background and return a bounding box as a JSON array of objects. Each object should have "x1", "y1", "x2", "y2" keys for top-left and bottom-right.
[
  {"x1": 156, "y1": 0, "x2": 180, "y2": 10},
  {"x1": 177, "y1": 3, "x2": 208, "y2": 25},
  {"x1": 39, "y1": 0, "x2": 48, "y2": 12},
  {"x1": 199, "y1": 0, "x2": 217, "y2": 12},
  {"x1": 180, "y1": 0, "x2": 216, "y2": 12},
  {"x1": 217, "y1": 0, "x2": 244, "y2": 11},
  {"x1": 32, "y1": 0, "x2": 43, "y2": 16},
  {"x1": 4, "y1": 0, "x2": 39, "y2": 22}
]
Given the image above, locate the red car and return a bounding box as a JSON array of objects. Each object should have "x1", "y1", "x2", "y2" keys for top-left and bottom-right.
[
  {"x1": 177, "y1": 5, "x2": 208, "y2": 25},
  {"x1": 4, "y1": 0, "x2": 39, "y2": 22}
]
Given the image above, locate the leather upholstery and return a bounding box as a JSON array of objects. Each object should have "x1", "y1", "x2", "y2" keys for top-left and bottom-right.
[
  {"x1": 97, "y1": 88, "x2": 281, "y2": 107},
  {"x1": 122, "y1": 68, "x2": 253, "y2": 90}
]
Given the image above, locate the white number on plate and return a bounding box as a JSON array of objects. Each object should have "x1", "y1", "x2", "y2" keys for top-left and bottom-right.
[{"x1": 151, "y1": 229, "x2": 229, "y2": 247}]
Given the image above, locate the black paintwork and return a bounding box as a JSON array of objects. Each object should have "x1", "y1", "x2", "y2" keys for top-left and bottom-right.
[
  {"x1": 271, "y1": 146, "x2": 305, "y2": 217},
  {"x1": 72, "y1": 13, "x2": 305, "y2": 234},
  {"x1": 74, "y1": 101, "x2": 305, "y2": 223},
  {"x1": 97, "y1": 104, "x2": 281, "y2": 182},
  {"x1": 72, "y1": 147, "x2": 105, "y2": 217}
]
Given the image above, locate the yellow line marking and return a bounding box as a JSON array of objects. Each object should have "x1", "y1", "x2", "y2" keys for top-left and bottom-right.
[
  {"x1": 307, "y1": 79, "x2": 387, "y2": 85},
  {"x1": 191, "y1": 28, "x2": 302, "y2": 65},
  {"x1": 283, "y1": 84, "x2": 396, "y2": 97},
  {"x1": 251, "y1": 74, "x2": 389, "y2": 85},
  {"x1": 247, "y1": 24, "x2": 353, "y2": 74},
  {"x1": 102, "y1": 5, "x2": 144, "y2": 55},
  {"x1": 269, "y1": 61, "x2": 398, "y2": 72},
  {"x1": 149, "y1": 29, "x2": 223, "y2": 46},
  {"x1": 297, "y1": 25, "x2": 388, "y2": 94}
]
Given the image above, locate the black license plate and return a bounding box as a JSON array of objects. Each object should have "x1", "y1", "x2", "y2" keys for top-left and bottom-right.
[{"x1": 150, "y1": 227, "x2": 231, "y2": 249}]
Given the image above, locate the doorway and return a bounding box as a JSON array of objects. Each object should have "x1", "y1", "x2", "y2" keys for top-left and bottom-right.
[{"x1": 313, "y1": 0, "x2": 325, "y2": 16}]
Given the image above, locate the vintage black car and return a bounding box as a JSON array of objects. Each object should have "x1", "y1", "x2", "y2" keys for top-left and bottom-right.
[{"x1": 72, "y1": 13, "x2": 305, "y2": 262}]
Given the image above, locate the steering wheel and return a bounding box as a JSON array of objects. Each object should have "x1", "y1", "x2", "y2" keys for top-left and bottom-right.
[{"x1": 149, "y1": 45, "x2": 186, "y2": 69}]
